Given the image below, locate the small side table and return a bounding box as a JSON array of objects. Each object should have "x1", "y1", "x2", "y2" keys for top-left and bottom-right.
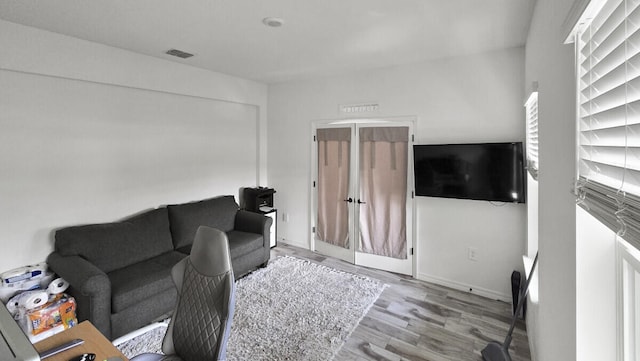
[
  {"x1": 262, "y1": 208, "x2": 277, "y2": 248},
  {"x1": 34, "y1": 321, "x2": 128, "y2": 361}
]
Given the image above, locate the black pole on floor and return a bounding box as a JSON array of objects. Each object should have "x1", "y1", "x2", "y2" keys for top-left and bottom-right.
[{"x1": 481, "y1": 251, "x2": 538, "y2": 361}]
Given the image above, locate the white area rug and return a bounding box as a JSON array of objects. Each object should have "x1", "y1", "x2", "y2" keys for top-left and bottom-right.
[{"x1": 117, "y1": 256, "x2": 386, "y2": 360}]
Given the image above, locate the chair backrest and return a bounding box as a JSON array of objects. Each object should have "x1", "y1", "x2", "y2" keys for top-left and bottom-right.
[{"x1": 162, "y1": 226, "x2": 235, "y2": 361}]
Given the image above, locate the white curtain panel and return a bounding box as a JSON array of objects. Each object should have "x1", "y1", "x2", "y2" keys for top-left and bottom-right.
[
  {"x1": 317, "y1": 128, "x2": 351, "y2": 249},
  {"x1": 358, "y1": 127, "x2": 409, "y2": 259}
]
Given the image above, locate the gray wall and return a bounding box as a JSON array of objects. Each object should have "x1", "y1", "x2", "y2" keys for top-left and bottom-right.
[
  {"x1": 268, "y1": 47, "x2": 526, "y2": 300},
  {"x1": 0, "y1": 20, "x2": 268, "y2": 271},
  {"x1": 525, "y1": 0, "x2": 577, "y2": 359}
]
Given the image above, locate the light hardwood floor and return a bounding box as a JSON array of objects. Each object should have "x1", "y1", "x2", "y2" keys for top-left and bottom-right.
[{"x1": 271, "y1": 243, "x2": 531, "y2": 361}]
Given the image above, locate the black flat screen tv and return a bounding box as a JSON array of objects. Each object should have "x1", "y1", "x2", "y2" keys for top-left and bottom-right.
[{"x1": 413, "y1": 142, "x2": 526, "y2": 203}]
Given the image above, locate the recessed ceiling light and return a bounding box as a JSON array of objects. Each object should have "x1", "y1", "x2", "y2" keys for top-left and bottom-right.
[{"x1": 263, "y1": 17, "x2": 284, "y2": 27}]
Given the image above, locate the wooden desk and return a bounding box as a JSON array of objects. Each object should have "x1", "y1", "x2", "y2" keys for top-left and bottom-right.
[{"x1": 34, "y1": 321, "x2": 129, "y2": 361}]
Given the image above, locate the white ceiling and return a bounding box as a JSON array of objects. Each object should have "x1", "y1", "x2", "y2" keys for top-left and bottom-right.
[{"x1": 0, "y1": 0, "x2": 535, "y2": 84}]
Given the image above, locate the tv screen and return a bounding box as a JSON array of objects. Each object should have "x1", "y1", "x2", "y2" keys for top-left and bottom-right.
[{"x1": 413, "y1": 142, "x2": 526, "y2": 203}]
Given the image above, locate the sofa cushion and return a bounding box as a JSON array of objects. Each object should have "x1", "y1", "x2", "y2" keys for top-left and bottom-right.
[
  {"x1": 55, "y1": 208, "x2": 174, "y2": 273},
  {"x1": 108, "y1": 251, "x2": 186, "y2": 313},
  {"x1": 168, "y1": 196, "x2": 239, "y2": 250},
  {"x1": 227, "y1": 230, "x2": 264, "y2": 260},
  {"x1": 175, "y1": 230, "x2": 263, "y2": 261},
  {"x1": 110, "y1": 286, "x2": 178, "y2": 340}
]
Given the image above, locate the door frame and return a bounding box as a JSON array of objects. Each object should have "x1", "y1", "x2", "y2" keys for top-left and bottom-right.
[{"x1": 310, "y1": 116, "x2": 417, "y2": 277}]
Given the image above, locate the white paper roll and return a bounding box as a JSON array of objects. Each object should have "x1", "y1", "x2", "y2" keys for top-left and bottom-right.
[
  {"x1": 47, "y1": 278, "x2": 69, "y2": 295},
  {"x1": 5, "y1": 298, "x2": 18, "y2": 316},
  {"x1": 18, "y1": 290, "x2": 49, "y2": 310}
]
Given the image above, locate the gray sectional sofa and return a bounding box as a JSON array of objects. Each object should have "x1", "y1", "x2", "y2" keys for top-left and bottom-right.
[{"x1": 46, "y1": 195, "x2": 271, "y2": 340}]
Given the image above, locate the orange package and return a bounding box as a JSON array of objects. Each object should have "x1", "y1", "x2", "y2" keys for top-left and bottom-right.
[{"x1": 26, "y1": 293, "x2": 77, "y2": 336}]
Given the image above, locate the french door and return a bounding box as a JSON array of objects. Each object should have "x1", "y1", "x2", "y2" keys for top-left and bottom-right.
[{"x1": 312, "y1": 120, "x2": 414, "y2": 275}]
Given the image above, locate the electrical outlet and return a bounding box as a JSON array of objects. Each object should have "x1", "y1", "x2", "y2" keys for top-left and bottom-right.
[
  {"x1": 468, "y1": 247, "x2": 478, "y2": 261},
  {"x1": 282, "y1": 213, "x2": 289, "y2": 222}
]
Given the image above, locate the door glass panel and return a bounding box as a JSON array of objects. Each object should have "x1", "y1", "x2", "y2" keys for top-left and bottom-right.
[
  {"x1": 316, "y1": 128, "x2": 351, "y2": 249},
  {"x1": 358, "y1": 127, "x2": 409, "y2": 259}
]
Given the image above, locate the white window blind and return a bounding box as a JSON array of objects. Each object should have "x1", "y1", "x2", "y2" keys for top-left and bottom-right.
[
  {"x1": 525, "y1": 92, "x2": 539, "y2": 180},
  {"x1": 577, "y1": 0, "x2": 640, "y2": 251}
]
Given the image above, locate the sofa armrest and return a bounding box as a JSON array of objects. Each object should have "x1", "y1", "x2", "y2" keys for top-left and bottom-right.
[
  {"x1": 46, "y1": 252, "x2": 112, "y2": 339},
  {"x1": 235, "y1": 210, "x2": 273, "y2": 258}
]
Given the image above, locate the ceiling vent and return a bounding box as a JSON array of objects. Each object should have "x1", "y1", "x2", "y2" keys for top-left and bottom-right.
[
  {"x1": 165, "y1": 49, "x2": 194, "y2": 59},
  {"x1": 263, "y1": 17, "x2": 284, "y2": 27}
]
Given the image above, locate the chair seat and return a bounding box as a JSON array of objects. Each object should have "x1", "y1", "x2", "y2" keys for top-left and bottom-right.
[{"x1": 130, "y1": 226, "x2": 235, "y2": 361}]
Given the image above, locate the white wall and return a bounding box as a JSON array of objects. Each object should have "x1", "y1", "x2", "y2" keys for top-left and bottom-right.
[
  {"x1": 576, "y1": 207, "x2": 617, "y2": 361},
  {"x1": 0, "y1": 20, "x2": 268, "y2": 271},
  {"x1": 525, "y1": 0, "x2": 577, "y2": 359},
  {"x1": 268, "y1": 47, "x2": 526, "y2": 300},
  {"x1": 526, "y1": 174, "x2": 539, "y2": 257},
  {"x1": 525, "y1": 174, "x2": 540, "y2": 361}
]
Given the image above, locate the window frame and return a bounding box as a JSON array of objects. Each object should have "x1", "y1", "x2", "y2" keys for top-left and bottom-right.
[{"x1": 525, "y1": 91, "x2": 539, "y2": 180}]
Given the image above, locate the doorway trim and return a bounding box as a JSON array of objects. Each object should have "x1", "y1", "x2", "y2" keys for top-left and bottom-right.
[{"x1": 309, "y1": 116, "x2": 417, "y2": 278}]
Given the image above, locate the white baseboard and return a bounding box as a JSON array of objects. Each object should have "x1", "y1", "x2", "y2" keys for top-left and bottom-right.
[
  {"x1": 274, "y1": 240, "x2": 511, "y2": 303},
  {"x1": 417, "y1": 272, "x2": 511, "y2": 302},
  {"x1": 277, "y1": 238, "x2": 309, "y2": 250},
  {"x1": 112, "y1": 321, "x2": 168, "y2": 346}
]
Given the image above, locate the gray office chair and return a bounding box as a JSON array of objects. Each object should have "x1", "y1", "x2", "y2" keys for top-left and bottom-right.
[{"x1": 132, "y1": 226, "x2": 236, "y2": 361}]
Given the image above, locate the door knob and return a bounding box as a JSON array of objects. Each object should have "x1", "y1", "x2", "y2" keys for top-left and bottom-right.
[
  {"x1": 357, "y1": 199, "x2": 366, "y2": 204},
  {"x1": 343, "y1": 197, "x2": 353, "y2": 203}
]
